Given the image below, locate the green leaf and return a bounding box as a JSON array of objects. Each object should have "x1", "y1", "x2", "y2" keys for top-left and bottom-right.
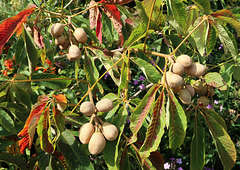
[
  {"x1": 31, "y1": 73, "x2": 72, "y2": 90},
  {"x1": 119, "y1": 146, "x2": 131, "y2": 170},
  {"x1": 37, "y1": 108, "x2": 54, "y2": 153},
  {"x1": 130, "y1": 57, "x2": 162, "y2": 83},
  {"x1": 93, "y1": 49, "x2": 120, "y2": 86},
  {"x1": 206, "y1": 24, "x2": 217, "y2": 55},
  {"x1": 15, "y1": 37, "x2": 26, "y2": 65},
  {"x1": 191, "y1": 16, "x2": 208, "y2": 56},
  {"x1": 103, "y1": 106, "x2": 128, "y2": 169},
  {"x1": 233, "y1": 66, "x2": 240, "y2": 81},
  {"x1": 216, "y1": 16, "x2": 240, "y2": 36},
  {"x1": 191, "y1": 0, "x2": 211, "y2": 15},
  {"x1": 135, "y1": 1, "x2": 149, "y2": 24},
  {"x1": 58, "y1": 129, "x2": 94, "y2": 169},
  {"x1": 165, "y1": 15, "x2": 184, "y2": 35},
  {"x1": 219, "y1": 63, "x2": 233, "y2": 99},
  {"x1": 168, "y1": 92, "x2": 187, "y2": 153},
  {"x1": 203, "y1": 113, "x2": 237, "y2": 170},
  {"x1": 214, "y1": 21, "x2": 238, "y2": 60},
  {"x1": 123, "y1": 22, "x2": 147, "y2": 48},
  {"x1": 23, "y1": 26, "x2": 38, "y2": 75},
  {"x1": 0, "y1": 109, "x2": 16, "y2": 134},
  {"x1": 14, "y1": 84, "x2": 31, "y2": 110},
  {"x1": 102, "y1": 12, "x2": 114, "y2": 44},
  {"x1": 53, "y1": 106, "x2": 65, "y2": 133},
  {"x1": 84, "y1": 52, "x2": 103, "y2": 94},
  {"x1": 139, "y1": 92, "x2": 165, "y2": 162},
  {"x1": 190, "y1": 115, "x2": 205, "y2": 170},
  {"x1": 201, "y1": 108, "x2": 227, "y2": 131},
  {"x1": 118, "y1": 58, "x2": 129, "y2": 97},
  {"x1": 130, "y1": 84, "x2": 160, "y2": 143},
  {"x1": 168, "y1": 34, "x2": 186, "y2": 54},
  {"x1": 0, "y1": 102, "x2": 29, "y2": 122},
  {"x1": 169, "y1": 0, "x2": 187, "y2": 31},
  {"x1": 0, "y1": 153, "x2": 26, "y2": 169},
  {"x1": 204, "y1": 72, "x2": 227, "y2": 91}
]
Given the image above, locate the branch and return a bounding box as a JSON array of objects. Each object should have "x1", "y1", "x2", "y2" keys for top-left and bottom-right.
[{"x1": 129, "y1": 83, "x2": 153, "y2": 100}]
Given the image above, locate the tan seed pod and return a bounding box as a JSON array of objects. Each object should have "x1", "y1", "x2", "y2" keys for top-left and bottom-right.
[
  {"x1": 185, "y1": 84, "x2": 195, "y2": 97},
  {"x1": 197, "y1": 96, "x2": 209, "y2": 107},
  {"x1": 176, "y1": 55, "x2": 193, "y2": 68},
  {"x1": 185, "y1": 63, "x2": 205, "y2": 77},
  {"x1": 71, "y1": 36, "x2": 79, "y2": 46},
  {"x1": 67, "y1": 45, "x2": 81, "y2": 61},
  {"x1": 179, "y1": 89, "x2": 191, "y2": 105},
  {"x1": 50, "y1": 23, "x2": 64, "y2": 37},
  {"x1": 74, "y1": 28, "x2": 88, "y2": 44},
  {"x1": 172, "y1": 86, "x2": 181, "y2": 94},
  {"x1": 101, "y1": 122, "x2": 118, "y2": 141},
  {"x1": 79, "y1": 123, "x2": 95, "y2": 144},
  {"x1": 59, "y1": 39, "x2": 70, "y2": 50},
  {"x1": 166, "y1": 71, "x2": 184, "y2": 89},
  {"x1": 207, "y1": 87, "x2": 215, "y2": 97},
  {"x1": 193, "y1": 80, "x2": 207, "y2": 96},
  {"x1": 88, "y1": 130, "x2": 106, "y2": 155},
  {"x1": 55, "y1": 35, "x2": 66, "y2": 45},
  {"x1": 172, "y1": 62, "x2": 184, "y2": 75},
  {"x1": 96, "y1": 98, "x2": 113, "y2": 112},
  {"x1": 80, "y1": 101, "x2": 95, "y2": 116}
]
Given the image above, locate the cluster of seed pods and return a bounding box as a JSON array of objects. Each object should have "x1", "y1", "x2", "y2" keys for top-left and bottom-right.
[
  {"x1": 79, "y1": 98, "x2": 119, "y2": 155},
  {"x1": 164, "y1": 54, "x2": 215, "y2": 106}
]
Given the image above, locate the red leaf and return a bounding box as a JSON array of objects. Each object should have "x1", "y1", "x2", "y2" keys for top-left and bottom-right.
[
  {"x1": 96, "y1": 12, "x2": 102, "y2": 44},
  {"x1": 100, "y1": 0, "x2": 124, "y2": 45},
  {"x1": 33, "y1": 18, "x2": 45, "y2": 49},
  {"x1": 37, "y1": 106, "x2": 54, "y2": 153},
  {"x1": 149, "y1": 151, "x2": 165, "y2": 170},
  {"x1": 99, "y1": 0, "x2": 133, "y2": 4},
  {"x1": 89, "y1": 0, "x2": 98, "y2": 29},
  {"x1": 53, "y1": 94, "x2": 67, "y2": 112},
  {"x1": 139, "y1": 92, "x2": 165, "y2": 162},
  {"x1": 0, "y1": 4, "x2": 36, "y2": 54},
  {"x1": 18, "y1": 95, "x2": 49, "y2": 153},
  {"x1": 211, "y1": 9, "x2": 234, "y2": 18}
]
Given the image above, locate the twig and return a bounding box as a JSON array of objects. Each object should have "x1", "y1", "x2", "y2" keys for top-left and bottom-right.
[{"x1": 129, "y1": 83, "x2": 153, "y2": 100}]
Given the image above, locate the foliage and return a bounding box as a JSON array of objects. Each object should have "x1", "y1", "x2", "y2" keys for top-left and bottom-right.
[{"x1": 0, "y1": 0, "x2": 239, "y2": 169}]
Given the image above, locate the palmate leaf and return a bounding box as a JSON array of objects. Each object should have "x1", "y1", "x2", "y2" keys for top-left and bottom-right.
[
  {"x1": 139, "y1": 91, "x2": 165, "y2": 162},
  {"x1": 103, "y1": 106, "x2": 128, "y2": 169},
  {"x1": 168, "y1": 92, "x2": 187, "y2": 153},
  {"x1": 191, "y1": 0, "x2": 211, "y2": 15},
  {"x1": 168, "y1": 0, "x2": 187, "y2": 32},
  {"x1": 216, "y1": 16, "x2": 240, "y2": 36},
  {"x1": 37, "y1": 106, "x2": 54, "y2": 153},
  {"x1": 0, "y1": 109, "x2": 17, "y2": 134},
  {"x1": 130, "y1": 57, "x2": 162, "y2": 83},
  {"x1": 204, "y1": 72, "x2": 227, "y2": 91},
  {"x1": 214, "y1": 21, "x2": 238, "y2": 60},
  {"x1": 0, "y1": 5, "x2": 36, "y2": 54},
  {"x1": 84, "y1": 52, "x2": 103, "y2": 94},
  {"x1": 190, "y1": 115, "x2": 205, "y2": 170},
  {"x1": 191, "y1": 16, "x2": 208, "y2": 56},
  {"x1": 58, "y1": 129, "x2": 94, "y2": 169},
  {"x1": 206, "y1": 23, "x2": 217, "y2": 55},
  {"x1": 18, "y1": 95, "x2": 49, "y2": 153},
  {"x1": 203, "y1": 113, "x2": 237, "y2": 170},
  {"x1": 129, "y1": 84, "x2": 160, "y2": 144},
  {"x1": 100, "y1": 0, "x2": 124, "y2": 45}
]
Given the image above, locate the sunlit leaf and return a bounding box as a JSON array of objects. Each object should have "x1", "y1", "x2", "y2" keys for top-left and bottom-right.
[
  {"x1": 130, "y1": 57, "x2": 162, "y2": 83},
  {"x1": 89, "y1": 0, "x2": 98, "y2": 29},
  {"x1": 0, "y1": 5, "x2": 36, "y2": 54},
  {"x1": 203, "y1": 113, "x2": 237, "y2": 170},
  {"x1": 130, "y1": 84, "x2": 160, "y2": 144},
  {"x1": 139, "y1": 91, "x2": 165, "y2": 162},
  {"x1": 204, "y1": 72, "x2": 227, "y2": 91},
  {"x1": 168, "y1": 92, "x2": 187, "y2": 153}
]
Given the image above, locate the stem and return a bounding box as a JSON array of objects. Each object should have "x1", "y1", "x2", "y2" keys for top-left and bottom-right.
[
  {"x1": 143, "y1": 0, "x2": 156, "y2": 51},
  {"x1": 130, "y1": 83, "x2": 154, "y2": 99},
  {"x1": 88, "y1": 85, "x2": 94, "y2": 105},
  {"x1": 130, "y1": 48, "x2": 169, "y2": 58},
  {"x1": 170, "y1": 15, "x2": 208, "y2": 56},
  {"x1": 207, "y1": 58, "x2": 234, "y2": 72},
  {"x1": 70, "y1": 3, "x2": 98, "y2": 18}
]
